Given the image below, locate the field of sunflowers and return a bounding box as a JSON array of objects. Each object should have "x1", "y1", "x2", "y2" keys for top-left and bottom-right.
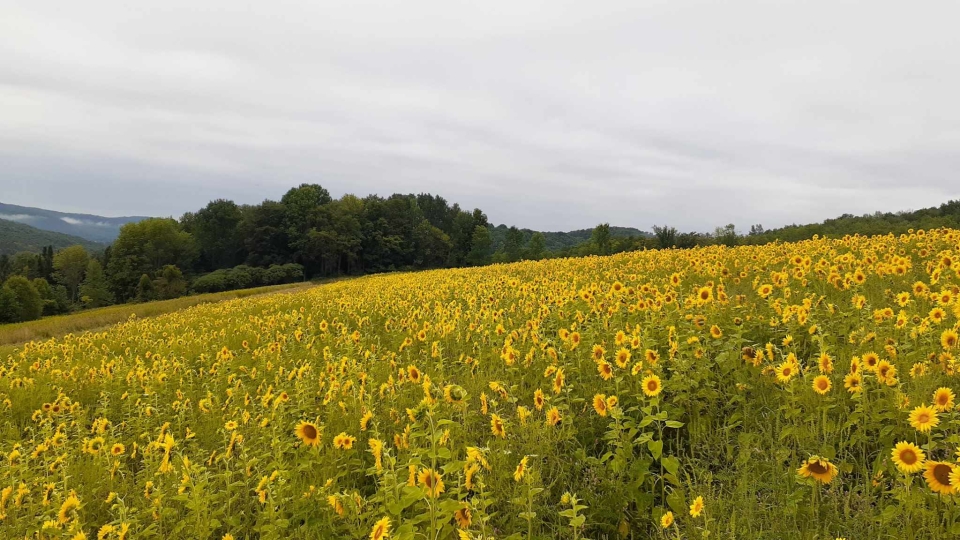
[{"x1": 4, "y1": 229, "x2": 960, "y2": 539}]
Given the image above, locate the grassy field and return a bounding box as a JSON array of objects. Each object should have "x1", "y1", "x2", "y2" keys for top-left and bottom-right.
[
  {"x1": 3, "y1": 231, "x2": 960, "y2": 539},
  {"x1": 0, "y1": 282, "x2": 314, "y2": 350}
]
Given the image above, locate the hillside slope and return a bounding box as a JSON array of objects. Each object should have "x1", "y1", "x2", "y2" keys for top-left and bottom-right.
[
  {"x1": 0, "y1": 202, "x2": 149, "y2": 243},
  {"x1": 0, "y1": 218, "x2": 103, "y2": 255}
]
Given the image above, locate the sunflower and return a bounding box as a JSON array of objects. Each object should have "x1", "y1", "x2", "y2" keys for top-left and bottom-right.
[
  {"x1": 909, "y1": 404, "x2": 939, "y2": 433},
  {"x1": 923, "y1": 461, "x2": 955, "y2": 495},
  {"x1": 943, "y1": 329, "x2": 959, "y2": 349},
  {"x1": 454, "y1": 506, "x2": 472, "y2": 528},
  {"x1": 615, "y1": 348, "x2": 631, "y2": 368},
  {"x1": 593, "y1": 394, "x2": 608, "y2": 416},
  {"x1": 418, "y1": 468, "x2": 445, "y2": 498},
  {"x1": 797, "y1": 456, "x2": 838, "y2": 484},
  {"x1": 546, "y1": 407, "x2": 562, "y2": 426},
  {"x1": 891, "y1": 441, "x2": 926, "y2": 473},
  {"x1": 697, "y1": 286, "x2": 713, "y2": 303},
  {"x1": 490, "y1": 414, "x2": 505, "y2": 438},
  {"x1": 110, "y1": 443, "x2": 126, "y2": 456},
  {"x1": 817, "y1": 352, "x2": 834, "y2": 374},
  {"x1": 811, "y1": 375, "x2": 831, "y2": 395},
  {"x1": 369, "y1": 516, "x2": 391, "y2": 540},
  {"x1": 689, "y1": 495, "x2": 705, "y2": 518},
  {"x1": 295, "y1": 422, "x2": 321, "y2": 447},
  {"x1": 862, "y1": 352, "x2": 880, "y2": 371},
  {"x1": 934, "y1": 387, "x2": 956, "y2": 412},
  {"x1": 641, "y1": 374, "x2": 662, "y2": 397},
  {"x1": 597, "y1": 361, "x2": 614, "y2": 381},
  {"x1": 660, "y1": 510, "x2": 674, "y2": 528},
  {"x1": 843, "y1": 372, "x2": 863, "y2": 393},
  {"x1": 58, "y1": 492, "x2": 81, "y2": 524},
  {"x1": 533, "y1": 389, "x2": 545, "y2": 411},
  {"x1": 645, "y1": 349, "x2": 660, "y2": 366},
  {"x1": 774, "y1": 362, "x2": 796, "y2": 384},
  {"x1": 709, "y1": 325, "x2": 723, "y2": 339},
  {"x1": 513, "y1": 456, "x2": 529, "y2": 482},
  {"x1": 592, "y1": 344, "x2": 605, "y2": 361},
  {"x1": 552, "y1": 368, "x2": 565, "y2": 394},
  {"x1": 333, "y1": 432, "x2": 356, "y2": 450}
]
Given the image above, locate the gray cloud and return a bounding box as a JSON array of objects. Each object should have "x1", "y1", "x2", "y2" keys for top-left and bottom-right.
[{"x1": 2, "y1": 0, "x2": 959, "y2": 232}]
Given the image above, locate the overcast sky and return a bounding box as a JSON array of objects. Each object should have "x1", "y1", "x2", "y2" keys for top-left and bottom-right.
[{"x1": 2, "y1": 1, "x2": 959, "y2": 232}]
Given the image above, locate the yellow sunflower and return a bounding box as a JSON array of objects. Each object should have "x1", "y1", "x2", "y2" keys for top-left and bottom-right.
[
  {"x1": 418, "y1": 468, "x2": 445, "y2": 498},
  {"x1": 909, "y1": 404, "x2": 939, "y2": 433},
  {"x1": 295, "y1": 421, "x2": 321, "y2": 447},
  {"x1": 797, "y1": 456, "x2": 838, "y2": 484},
  {"x1": 593, "y1": 394, "x2": 608, "y2": 416},
  {"x1": 923, "y1": 461, "x2": 955, "y2": 495},
  {"x1": 891, "y1": 441, "x2": 926, "y2": 473},
  {"x1": 812, "y1": 375, "x2": 831, "y2": 395},
  {"x1": 933, "y1": 387, "x2": 955, "y2": 412},
  {"x1": 641, "y1": 374, "x2": 662, "y2": 397},
  {"x1": 369, "y1": 516, "x2": 391, "y2": 540},
  {"x1": 689, "y1": 495, "x2": 705, "y2": 518}
]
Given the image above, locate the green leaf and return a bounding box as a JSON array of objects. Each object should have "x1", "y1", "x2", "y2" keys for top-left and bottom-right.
[
  {"x1": 661, "y1": 455, "x2": 680, "y2": 476},
  {"x1": 665, "y1": 420, "x2": 684, "y2": 429},
  {"x1": 648, "y1": 439, "x2": 663, "y2": 460}
]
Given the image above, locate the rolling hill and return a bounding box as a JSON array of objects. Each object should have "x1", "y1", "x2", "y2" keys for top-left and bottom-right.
[
  {"x1": 0, "y1": 202, "x2": 149, "y2": 243},
  {"x1": 0, "y1": 218, "x2": 104, "y2": 255},
  {"x1": 489, "y1": 224, "x2": 649, "y2": 252}
]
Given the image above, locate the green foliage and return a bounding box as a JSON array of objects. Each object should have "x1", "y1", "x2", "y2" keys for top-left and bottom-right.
[
  {"x1": 79, "y1": 259, "x2": 114, "y2": 308},
  {"x1": 136, "y1": 273, "x2": 156, "y2": 303},
  {"x1": 1, "y1": 275, "x2": 43, "y2": 322},
  {"x1": 191, "y1": 264, "x2": 304, "y2": 294},
  {"x1": 0, "y1": 285, "x2": 19, "y2": 323},
  {"x1": 466, "y1": 225, "x2": 492, "y2": 266},
  {"x1": 53, "y1": 245, "x2": 90, "y2": 303},
  {"x1": 107, "y1": 218, "x2": 197, "y2": 301},
  {"x1": 154, "y1": 265, "x2": 188, "y2": 300}
]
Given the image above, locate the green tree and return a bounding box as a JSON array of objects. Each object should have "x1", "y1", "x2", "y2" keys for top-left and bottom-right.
[
  {"x1": 652, "y1": 225, "x2": 678, "y2": 249},
  {"x1": 107, "y1": 218, "x2": 197, "y2": 301},
  {"x1": 713, "y1": 223, "x2": 739, "y2": 247},
  {"x1": 503, "y1": 226, "x2": 524, "y2": 262},
  {"x1": 79, "y1": 260, "x2": 114, "y2": 308},
  {"x1": 154, "y1": 265, "x2": 188, "y2": 300},
  {"x1": 53, "y1": 245, "x2": 90, "y2": 303},
  {"x1": 526, "y1": 232, "x2": 546, "y2": 260},
  {"x1": 592, "y1": 223, "x2": 611, "y2": 255},
  {"x1": 136, "y1": 274, "x2": 156, "y2": 303},
  {"x1": 182, "y1": 199, "x2": 244, "y2": 270},
  {"x1": 0, "y1": 285, "x2": 19, "y2": 323},
  {"x1": 3, "y1": 275, "x2": 43, "y2": 322},
  {"x1": 32, "y1": 278, "x2": 65, "y2": 316},
  {"x1": 466, "y1": 225, "x2": 492, "y2": 266}
]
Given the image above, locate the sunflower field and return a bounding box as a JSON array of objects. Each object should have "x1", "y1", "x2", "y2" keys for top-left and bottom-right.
[{"x1": 3, "y1": 229, "x2": 960, "y2": 539}]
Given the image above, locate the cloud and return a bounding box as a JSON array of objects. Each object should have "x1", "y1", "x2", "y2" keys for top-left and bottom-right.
[
  {"x1": 60, "y1": 217, "x2": 112, "y2": 227},
  {"x1": 0, "y1": 213, "x2": 36, "y2": 222},
  {"x1": 2, "y1": 1, "x2": 959, "y2": 232}
]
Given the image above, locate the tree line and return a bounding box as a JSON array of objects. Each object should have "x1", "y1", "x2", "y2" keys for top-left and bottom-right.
[{"x1": 4, "y1": 185, "x2": 959, "y2": 325}]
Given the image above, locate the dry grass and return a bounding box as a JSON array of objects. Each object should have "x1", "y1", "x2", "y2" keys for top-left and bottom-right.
[{"x1": 0, "y1": 282, "x2": 315, "y2": 351}]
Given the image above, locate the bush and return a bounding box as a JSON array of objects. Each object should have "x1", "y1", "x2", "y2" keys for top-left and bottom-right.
[{"x1": 3, "y1": 275, "x2": 43, "y2": 322}]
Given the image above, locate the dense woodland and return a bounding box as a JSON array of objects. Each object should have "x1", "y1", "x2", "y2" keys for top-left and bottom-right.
[{"x1": 2, "y1": 184, "x2": 959, "y2": 324}]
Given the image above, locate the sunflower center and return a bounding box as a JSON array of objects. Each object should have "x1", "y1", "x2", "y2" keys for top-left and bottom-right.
[
  {"x1": 647, "y1": 381, "x2": 658, "y2": 391},
  {"x1": 901, "y1": 449, "x2": 917, "y2": 465},
  {"x1": 918, "y1": 413, "x2": 930, "y2": 424},
  {"x1": 934, "y1": 463, "x2": 952, "y2": 486},
  {"x1": 303, "y1": 425, "x2": 318, "y2": 439},
  {"x1": 807, "y1": 461, "x2": 828, "y2": 475}
]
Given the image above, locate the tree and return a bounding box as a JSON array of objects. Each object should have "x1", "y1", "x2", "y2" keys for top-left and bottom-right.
[
  {"x1": 79, "y1": 260, "x2": 114, "y2": 308},
  {"x1": 3, "y1": 275, "x2": 43, "y2": 322},
  {"x1": 107, "y1": 219, "x2": 196, "y2": 301},
  {"x1": 136, "y1": 274, "x2": 156, "y2": 303},
  {"x1": 503, "y1": 226, "x2": 524, "y2": 262},
  {"x1": 466, "y1": 226, "x2": 492, "y2": 266},
  {"x1": 652, "y1": 225, "x2": 678, "y2": 249},
  {"x1": 412, "y1": 219, "x2": 452, "y2": 268},
  {"x1": 0, "y1": 254, "x2": 10, "y2": 283},
  {"x1": 526, "y1": 232, "x2": 546, "y2": 260},
  {"x1": 53, "y1": 245, "x2": 90, "y2": 303},
  {"x1": 11, "y1": 252, "x2": 40, "y2": 279},
  {"x1": 0, "y1": 285, "x2": 19, "y2": 323},
  {"x1": 592, "y1": 223, "x2": 612, "y2": 255},
  {"x1": 32, "y1": 278, "x2": 66, "y2": 316},
  {"x1": 713, "y1": 224, "x2": 739, "y2": 247},
  {"x1": 154, "y1": 265, "x2": 188, "y2": 300},
  {"x1": 182, "y1": 199, "x2": 245, "y2": 270},
  {"x1": 749, "y1": 224, "x2": 765, "y2": 236}
]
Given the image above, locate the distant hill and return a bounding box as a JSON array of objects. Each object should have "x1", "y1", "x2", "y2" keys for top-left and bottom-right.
[
  {"x1": 0, "y1": 219, "x2": 104, "y2": 255},
  {"x1": 489, "y1": 224, "x2": 650, "y2": 252},
  {"x1": 0, "y1": 202, "x2": 149, "y2": 243}
]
